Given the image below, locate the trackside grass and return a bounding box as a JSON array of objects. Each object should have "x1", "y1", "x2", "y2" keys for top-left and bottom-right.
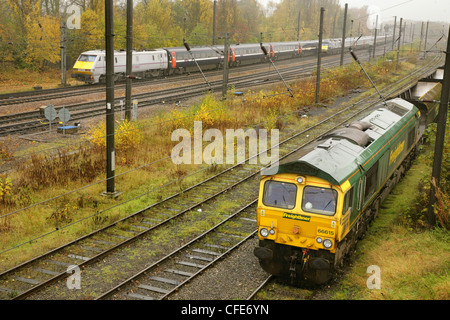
[{"x1": 329, "y1": 137, "x2": 449, "y2": 300}]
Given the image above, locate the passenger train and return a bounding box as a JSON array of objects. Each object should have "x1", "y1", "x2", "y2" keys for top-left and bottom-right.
[{"x1": 72, "y1": 36, "x2": 386, "y2": 83}]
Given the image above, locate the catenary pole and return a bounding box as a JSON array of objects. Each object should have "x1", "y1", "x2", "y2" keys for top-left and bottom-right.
[
  {"x1": 315, "y1": 7, "x2": 324, "y2": 104},
  {"x1": 340, "y1": 3, "x2": 348, "y2": 66},
  {"x1": 396, "y1": 18, "x2": 403, "y2": 71},
  {"x1": 392, "y1": 16, "x2": 397, "y2": 51},
  {"x1": 105, "y1": 0, "x2": 116, "y2": 195},
  {"x1": 213, "y1": 0, "x2": 217, "y2": 45},
  {"x1": 125, "y1": 0, "x2": 133, "y2": 120},
  {"x1": 373, "y1": 15, "x2": 378, "y2": 60},
  {"x1": 424, "y1": 21, "x2": 429, "y2": 58},
  {"x1": 223, "y1": 33, "x2": 229, "y2": 97},
  {"x1": 419, "y1": 21, "x2": 424, "y2": 52},
  {"x1": 60, "y1": 22, "x2": 67, "y2": 86}
]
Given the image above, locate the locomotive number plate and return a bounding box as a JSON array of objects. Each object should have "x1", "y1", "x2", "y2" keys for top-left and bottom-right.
[{"x1": 317, "y1": 227, "x2": 335, "y2": 237}]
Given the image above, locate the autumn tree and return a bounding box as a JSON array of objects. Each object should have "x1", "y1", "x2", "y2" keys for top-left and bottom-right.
[
  {"x1": 134, "y1": 0, "x2": 181, "y2": 48},
  {"x1": 0, "y1": 0, "x2": 379, "y2": 72},
  {"x1": 25, "y1": 11, "x2": 61, "y2": 69},
  {"x1": 235, "y1": 0, "x2": 265, "y2": 43},
  {"x1": 0, "y1": 1, "x2": 18, "y2": 67},
  {"x1": 171, "y1": 0, "x2": 212, "y2": 43}
]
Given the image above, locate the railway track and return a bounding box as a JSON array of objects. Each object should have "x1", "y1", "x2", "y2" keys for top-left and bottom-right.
[
  {"x1": 246, "y1": 275, "x2": 273, "y2": 300},
  {"x1": 0, "y1": 52, "x2": 440, "y2": 300},
  {"x1": 0, "y1": 53, "x2": 314, "y2": 107},
  {"x1": 98, "y1": 201, "x2": 259, "y2": 300},
  {"x1": 0, "y1": 45, "x2": 377, "y2": 107},
  {"x1": 0, "y1": 47, "x2": 382, "y2": 137}
]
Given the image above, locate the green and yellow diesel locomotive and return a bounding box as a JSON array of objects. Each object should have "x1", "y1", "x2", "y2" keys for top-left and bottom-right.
[{"x1": 254, "y1": 97, "x2": 436, "y2": 285}]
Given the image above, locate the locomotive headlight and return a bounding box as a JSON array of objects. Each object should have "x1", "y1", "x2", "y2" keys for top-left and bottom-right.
[
  {"x1": 296, "y1": 176, "x2": 305, "y2": 184},
  {"x1": 316, "y1": 237, "x2": 323, "y2": 244},
  {"x1": 269, "y1": 228, "x2": 275, "y2": 235},
  {"x1": 323, "y1": 239, "x2": 333, "y2": 249},
  {"x1": 260, "y1": 228, "x2": 269, "y2": 238}
]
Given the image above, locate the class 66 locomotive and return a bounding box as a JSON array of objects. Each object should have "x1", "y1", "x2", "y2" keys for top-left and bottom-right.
[{"x1": 254, "y1": 80, "x2": 441, "y2": 285}]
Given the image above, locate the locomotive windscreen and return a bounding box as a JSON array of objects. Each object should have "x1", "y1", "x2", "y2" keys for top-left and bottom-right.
[
  {"x1": 263, "y1": 180, "x2": 297, "y2": 210},
  {"x1": 78, "y1": 55, "x2": 97, "y2": 62}
]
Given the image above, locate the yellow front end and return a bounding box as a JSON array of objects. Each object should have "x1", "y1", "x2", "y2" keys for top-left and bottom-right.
[
  {"x1": 73, "y1": 61, "x2": 94, "y2": 75},
  {"x1": 257, "y1": 173, "x2": 344, "y2": 254}
]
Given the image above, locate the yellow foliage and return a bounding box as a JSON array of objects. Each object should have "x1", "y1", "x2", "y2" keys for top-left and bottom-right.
[
  {"x1": 88, "y1": 122, "x2": 107, "y2": 149},
  {"x1": 0, "y1": 141, "x2": 12, "y2": 161},
  {"x1": 0, "y1": 176, "x2": 12, "y2": 203},
  {"x1": 157, "y1": 94, "x2": 231, "y2": 135},
  {"x1": 115, "y1": 119, "x2": 143, "y2": 151},
  {"x1": 87, "y1": 120, "x2": 142, "y2": 151},
  {"x1": 193, "y1": 94, "x2": 229, "y2": 128},
  {"x1": 80, "y1": 9, "x2": 104, "y2": 49},
  {"x1": 25, "y1": 13, "x2": 60, "y2": 68}
]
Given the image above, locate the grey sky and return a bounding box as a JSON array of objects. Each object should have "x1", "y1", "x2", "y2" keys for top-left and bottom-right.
[{"x1": 257, "y1": 0, "x2": 450, "y2": 23}]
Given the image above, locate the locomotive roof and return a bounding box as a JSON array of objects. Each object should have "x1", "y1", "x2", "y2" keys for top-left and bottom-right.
[
  {"x1": 80, "y1": 49, "x2": 165, "y2": 55},
  {"x1": 262, "y1": 98, "x2": 417, "y2": 186}
]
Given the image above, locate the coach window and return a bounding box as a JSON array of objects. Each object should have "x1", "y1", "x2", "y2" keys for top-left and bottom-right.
[{"x1": 263, "y1": 180, "x2": 297, "y2": 210}]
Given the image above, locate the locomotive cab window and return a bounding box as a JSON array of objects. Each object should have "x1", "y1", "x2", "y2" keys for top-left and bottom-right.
[
  {"x1": 263, "y1": 180, "x2": 297, "y2": 210},
  {"x1": 343, "y1": 188, "x2": 353, "y2": 214},
  {"x1": 79, "y1": 55, "x2": 97, "y2": 62},
  {"x1": 302, "y1": 186, "x2": 338, "y2": 216}
]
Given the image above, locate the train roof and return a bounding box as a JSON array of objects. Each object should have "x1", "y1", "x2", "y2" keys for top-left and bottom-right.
[
  {"x1": 165, "y1": 45, "x2": 224, "y2": 52},
  {"x1": 262, "y1": 98, "x2": 417, "y2": 186},
  {"x1": 79, "y1": 49, "x2": 165, "y2": 55}
]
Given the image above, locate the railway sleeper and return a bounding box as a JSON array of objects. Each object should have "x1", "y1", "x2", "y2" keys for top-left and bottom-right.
[
  {"x1": 127, "y1": 292, "x2": 155, "y2": 300},
  {"x1": 165, "y1": 268, "x2": 195, "y2": 277}
]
